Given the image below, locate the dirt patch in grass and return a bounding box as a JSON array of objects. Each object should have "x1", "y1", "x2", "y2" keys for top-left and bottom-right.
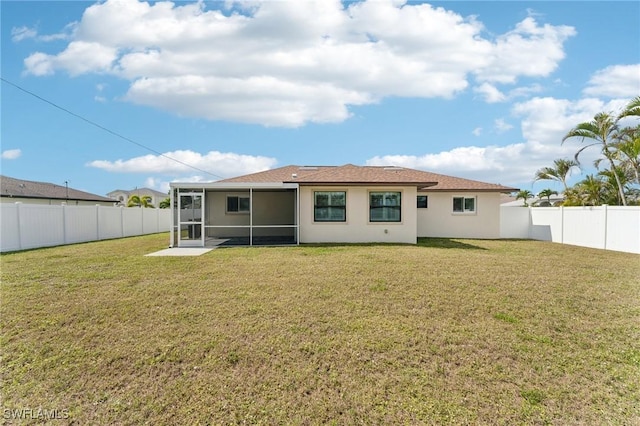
[{"x1": 1, "y1": 235, "x2": 639, "y2": 424}]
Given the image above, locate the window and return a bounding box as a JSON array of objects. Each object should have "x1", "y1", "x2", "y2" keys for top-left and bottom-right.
[
  {"x1": 370, "y1": 192, "x2": 401, "y2": 222},
  {"x1": 314, "y1": 191, "x2": 346, "y2": 222},
  {"x1": 227, "y1": 195, "x2": 250, "y2": 213},
  {"x1": 453, "y1": 196, "x2": 476, "y2": 213},
  {"x1": 417, "y1": 195, "x2": 428, "y2": 208}
]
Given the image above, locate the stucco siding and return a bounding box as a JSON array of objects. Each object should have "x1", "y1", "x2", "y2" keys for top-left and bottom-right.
[
  {"x1": 417, "y1": 192, "x2": 501, "y2": 239},
  {"x1": 299, "y1": 186, "x2": 417, "y2": 244}
]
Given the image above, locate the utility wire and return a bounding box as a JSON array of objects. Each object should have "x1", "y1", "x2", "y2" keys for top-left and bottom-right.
[{"x1": 0, "y1": 77, "x2": 224, "y2": 180}]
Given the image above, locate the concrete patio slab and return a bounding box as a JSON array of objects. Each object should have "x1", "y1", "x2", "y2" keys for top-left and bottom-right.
[{"x1": 145, "y1": 247, "x2": 214, "y2": 257}]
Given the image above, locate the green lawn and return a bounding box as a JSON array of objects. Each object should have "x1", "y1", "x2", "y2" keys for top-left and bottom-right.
[{"x1": 1, "y1": 234, "x2": 639, "y2": 424}]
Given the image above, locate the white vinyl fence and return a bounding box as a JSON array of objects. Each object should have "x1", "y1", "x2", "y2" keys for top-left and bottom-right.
[
  {"x1": 501, "y1": 205, "x2": 640, "y2": 254},
  {"x1": 1, "y1": 203, "x2": 171, "y2": 252}
]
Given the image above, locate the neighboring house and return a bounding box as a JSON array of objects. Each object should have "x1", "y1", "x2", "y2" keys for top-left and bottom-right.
[
  {"x1": 169, "y1": 164, "x2": 518, "y2": 247},
  {"x1": 0, "y1": 175, "x2": 115, "y2": 206},
  {"x1": 107, "y1": 188, "x2": 168, "y2": 207},
  {"x1": 502, "y1": 195, "x2": 565, "y2": 207}
]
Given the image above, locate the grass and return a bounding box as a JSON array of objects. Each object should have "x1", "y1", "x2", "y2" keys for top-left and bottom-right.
[{"x1": 1, "y1": 234, "x2": 639, "y2": 424}]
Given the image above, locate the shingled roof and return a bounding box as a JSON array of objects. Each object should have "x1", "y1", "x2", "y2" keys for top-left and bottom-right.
[
  {"x1": 0, "y1": 175, "x2": 115, "y2": 203},
  {"x1": 220, "y1": 165, "x2": 517, "y2": 192}
]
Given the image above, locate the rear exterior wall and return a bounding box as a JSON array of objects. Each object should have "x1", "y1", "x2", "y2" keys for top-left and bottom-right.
[
  {"x1": 299, "y1": 186, "x2": 417, "y2": 244},
  {"x1": 417, "y1": 192, "x2": 501, "y2": 239}
]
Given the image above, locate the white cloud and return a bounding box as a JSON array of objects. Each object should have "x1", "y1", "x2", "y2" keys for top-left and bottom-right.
[
  {"x1": 11, "y1": 26, "x2": 37, "y2": 42},
  {"x1": 1, "y1": 149, "x2": 22, "y2": 160},
  {"x1": 512, "y1": 96, "x2": 628, "y2": 148},
  {"x1": 22, "y1": 0, "x2": 575, "y2": 126},
  {"x1": 474, "y1": 16, "x2": 576, "y2": 84},
  {"x1": 509, "y1": 84, "x2": 543, "y2": 98},
  {"x1": 366, "y1": 95, "x2": 639, "y2": 186},
  {"x1": 472, "y1": 127, "x2": 482, "y2": 136},
  {"x1": 474, "y1": 83, "x2": 506, "y2": 103},
  {"x1": 368, "y1": 144, "x2": 526, "y2": 178},
  {"x1": 475, "y1": 82, "x2": 544, "y2": 103},
  {"x1": 583, "y1": 64, "x2": 640, "y2": 98},
  {"x1": 11, "y1": 23, "x2": 75, "y2": 43},
  {"x1": 494, "y1": 118, "x2": 513, "y2": 133},
  {"x1": 144, "y1": 177, "x2": 159, "y2": 189},
  {"x1": 94, "y1": 83, "x2": 108, "y2": 102},
  {"x1": 87, "y1": 149, "x2": 277, "y2": 178}
]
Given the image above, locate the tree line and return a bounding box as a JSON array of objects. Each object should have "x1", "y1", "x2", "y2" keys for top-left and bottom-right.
[{"x1": 518, "y1": 96, "x2": 640, "y2": 206}]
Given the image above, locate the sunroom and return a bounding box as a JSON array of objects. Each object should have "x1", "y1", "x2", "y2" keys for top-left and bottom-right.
[{"x1": 169, "y1": 182, "x2": 299, "y2": 247}]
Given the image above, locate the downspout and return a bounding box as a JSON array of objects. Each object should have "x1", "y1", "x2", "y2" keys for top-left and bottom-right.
[{"x1": 250, "y1": 188, "x2": 253, "y2": 246}]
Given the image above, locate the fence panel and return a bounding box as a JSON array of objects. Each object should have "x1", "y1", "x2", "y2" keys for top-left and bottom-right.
[
  {"x1": 563, "y1": 207, "x2": 606, "y2": 249},
  {"x1": 501, "y1": 205, "x2": 639, "y2": 254},
  {"x1": 142, "y1": 208, "x2": 158, "y2": 234},
  {"x1": 1, "y1": 204, "x2": 21, "y2": 252},
  {"x1": 607, "y1": 207, "x2": 640, "y2": 254},
  {"x1": 1, "y1": 203, "x2": 171, "y2": 252},
  {"x1": 99, "y1": 207, "x2": 124, "y2": 240},
  {"x1": 122, "y1": 208, "x2": 143, "y2": 237},
  {"x1": 499, "y1": 206, "x2": 529, "y2": 239},
  {"x1": 19, "y1": 204, "x2": 65, "y2": 250},
  {"x1": 530, "y1": 207, "x2": 563, "y2": 242},
  {"x1": 65, "y1": 205, "x2": 99, "y2": 244}
]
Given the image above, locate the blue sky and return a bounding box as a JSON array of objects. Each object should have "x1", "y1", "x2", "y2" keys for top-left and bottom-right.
[{"x1": 1, "y1": 0, "x2": 639, "y2": 197}]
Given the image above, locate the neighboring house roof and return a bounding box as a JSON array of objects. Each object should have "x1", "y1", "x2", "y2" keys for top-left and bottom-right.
[
  {"x1": 0, "y1": 175, "x2": 115, "y2": 203},
  {"x1": 107, "y1": 188, "x2": 167, "y2": 199},
  {"x1": 220, "y1": 164, "x2": 518, "y2": 192},
  {"x1": 502, "y1": 195, "x2": 565, "y2": 207}
]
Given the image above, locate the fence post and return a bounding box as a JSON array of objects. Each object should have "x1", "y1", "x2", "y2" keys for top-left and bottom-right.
[
  {"x1": 15, "y1": 202, "x2": 23, "y2": 251},
  {"x1": 120, "y1": 206, "x2": 125, "y2": 237},
  {"x1": 560, "y1": 206, "x2": 564, "y2": 245},
  {"x1": 62, "y1": 202, "x2": 68, "y2": 245},
  {"x1": 603, "y1": 205, "x2": 608, "y2": 251},
  {"x1": 96, "y1": 205, "x2": 101, "y2": 240}
]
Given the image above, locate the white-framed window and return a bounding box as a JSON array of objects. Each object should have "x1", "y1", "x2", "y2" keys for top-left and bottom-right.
[
  {"x1": 314, "y1": 191, "x2": 346, "y2": 222},
  {"x1": 227, "y1": 195, "x2": 250, "y2": 213},
  {"x1": 453, "y1": 196, "x2": 476, "y2": 213},
  {"x1": 417, "y1": 195, "x2": 428, "y2": 208},
  {"x1": 370, "y1": 191, "x2": 401, "y2": 222}
]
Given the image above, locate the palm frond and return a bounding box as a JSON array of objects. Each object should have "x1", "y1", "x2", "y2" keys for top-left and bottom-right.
[{"x1": 618, "y1": 96, "x2": 640, "y2": 119}]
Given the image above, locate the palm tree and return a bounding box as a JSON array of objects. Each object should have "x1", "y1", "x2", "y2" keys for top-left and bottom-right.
[
  {"x1": 533, "y1": 158, "x2": 579, "y2": 192},
  {"x1": 515, "y1": 189, "x2": 533, "y2": 206},
  {"x1": 159, "y1": 197, "x2": 171, "y2": 209},
  {"x1": 613, "y1": 125, "x2": 640, "y2": 185},
  {"x1": 618, "y1": 96, "x2": 640, "y2": 119},
  {"x1": 562, "y1": 112, "x2": 628, "y2": 205},
  {"x1": 537, "y1": 188, "x2": 558, "y2": 206},
  {"x1": 576, "y1": 175, "x2": 607, "y2": 206},
  {"x1": 598, "y1": 168, "x2": 633, "y2": 205},
  {"x1": 127, "y1": 194, "x2": 154, "y2": 208}
]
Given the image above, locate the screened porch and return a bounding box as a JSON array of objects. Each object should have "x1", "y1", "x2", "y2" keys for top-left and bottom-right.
[{"x1": 170, "y1": 183, "x2": 299, "y2": 248}]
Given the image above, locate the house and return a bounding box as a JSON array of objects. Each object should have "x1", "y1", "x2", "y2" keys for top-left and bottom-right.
[
  {"x1": 169, "y1": 164, "x2": 518, "y2": 247},
  {"x1": 501, "y1": 194, "x2": 565, "y2": 207},
  {"x1": 107, "y1": 188, "x2": 168, "y2": 207},
  {"x1": 0, "y1": 175, "x2": 115, "y2": 206}
]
